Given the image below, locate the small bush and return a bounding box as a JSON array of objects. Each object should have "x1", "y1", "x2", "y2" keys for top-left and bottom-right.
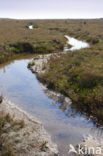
[
  {"x1": 78, "y1": 73, "x2": 102, "y2": 89},
  {"x1": 91, "y1": 38, "x2": 99, "y2": 44},
  {"x1": 87, "y1": 37, "x2": 99, "y2": 44},
  {"x1": 9, "y1": 42, "x2": 34, "y2": 53}
]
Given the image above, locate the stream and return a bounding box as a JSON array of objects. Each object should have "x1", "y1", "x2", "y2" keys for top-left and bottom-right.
[
  {"x1": 0, "y1": 36, "x2": 102, "y2": 155},
  {"x1": 64, "y1": 35, "x2": 89, "y2": 51}
]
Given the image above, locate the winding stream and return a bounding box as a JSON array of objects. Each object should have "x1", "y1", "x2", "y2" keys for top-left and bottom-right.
[
  {"x1": 64, "y1": 35, "x2": 89, "y2": 51},
  {"x1": 0, "y1": 37, "x2": 102, "y2": 155}
]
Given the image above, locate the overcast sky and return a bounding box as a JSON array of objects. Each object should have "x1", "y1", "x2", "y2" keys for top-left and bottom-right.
[{"x1": 0, "y1": 0, "x2": 103, "y2": 19}]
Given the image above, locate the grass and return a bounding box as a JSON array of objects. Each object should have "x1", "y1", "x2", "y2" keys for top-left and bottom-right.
[
  {"x1": 40, "y1": 141, "x2": 48, "y2": 152},
  {"x1": 0, "y1": 109, "x2": 25, "y2": 156},
  {"x1": 0, "y1": 19, "x2": 103, "y2": 125},
  {"x1": 1, "y1": 19, "x2": 103, "y2": 64},
  {"x1": 0, "y1": 112, "x2": 15, "y2": 156},
  {"x1": 0, "y1": 19, "x2": 67, "y2": 64},
  {"x1": 28, "y1": 60, "x2": 35, "y2": 68},
  {"x1": 36, "y1": 19, "x2": 103, "y2": 126}
]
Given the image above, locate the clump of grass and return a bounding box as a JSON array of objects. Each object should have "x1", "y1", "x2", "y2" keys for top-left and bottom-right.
[
  {"x1": 0, "y1": 112, "x2": 15, "y2": 155},
  {"x1": 40, "y1": 141, "x2": 48, "y2": 152},
  {"x1": 0, "y1": 133, "x2": 15, "y2": 156},
  {"x1": 0, "y1": 111, "x2": 25, "y2": 155},
  {"x1": 28, "y1": 61, "x2": 35, "y2": 68}
]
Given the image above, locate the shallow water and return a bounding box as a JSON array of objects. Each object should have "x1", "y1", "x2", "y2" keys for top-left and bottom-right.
[
  {"x1": 64, "y1": 35, "x2": 89, "y2": 51},
  {"x1": 29, "y1": 25, "x2": 33, "y2": 29},
  {"x1": 0, "y1": 39, "x2": 102, "y2": 155}
]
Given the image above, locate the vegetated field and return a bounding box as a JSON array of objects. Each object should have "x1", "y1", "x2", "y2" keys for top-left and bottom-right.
[
  {"x1": 0, "y1": 19, "x2": 103, "y2": 124},
  {"x1": 0, "y1": 18, "x2": 102, "y2": 64},
  {"x1": 0, "y1": 19, "x2": 67, "y2": 63},
  {"x1": 37, "y1": 19, "x2": 103, "y2": 126}
]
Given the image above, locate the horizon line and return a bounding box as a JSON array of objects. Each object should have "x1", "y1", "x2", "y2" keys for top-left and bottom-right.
[{"x1": 0, "y1": 17, "x2": 103, "y2": 20}]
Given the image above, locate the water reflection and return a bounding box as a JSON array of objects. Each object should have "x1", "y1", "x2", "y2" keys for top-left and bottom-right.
[
  {"x1": 0, "y1": 55, "x2": 103, "y2": 155},
  {"x1": 64, "y1": 35, "x2": 89, "y2": 52}
]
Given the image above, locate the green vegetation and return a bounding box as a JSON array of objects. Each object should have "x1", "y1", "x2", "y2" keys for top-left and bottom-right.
[
  {"x1": 40, "y1": 141, "x2": 48, "y2": 152},
  {"x1": 0, "y1": 18, "x2": 103, "y2": 126},
  {"x1": 1, "y1": 19, "x2": 102, "y2": 64},
  {"x1": 0, "y1": 19, "x2": 67, "y2": 64},
  {"x1": 28, "y1": 60, "x2": 35, "y2": 67},
  {"x1": 37, "y1": 19, "x2": 103, "y2": 126},
  {"x1": 0, "y1": 19, "x2": 102, "y2": 64},
  {"x1": 0, "y1": 109, "x2": 25, "y2": 156},
  {"x1": 9, "y1": 40, "x2": 64, "y2": 55}
]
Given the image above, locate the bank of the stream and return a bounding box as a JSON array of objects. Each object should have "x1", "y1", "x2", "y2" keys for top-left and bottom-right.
[
  {"x1": 0, "y1": 19, "x2": 103, "y2": 155},
  {"x1": 0, "y1": 98, "x2": 58, "y2": 156},
  {"x1": 28, "y1": 36, "x2": 103, "y2": 155},
  {"x1": 1, "y1": 54, "x2": 103, "y2": 155},
  {"x1": 31, "y1": 33, "x2": 103, "y2": 128}
]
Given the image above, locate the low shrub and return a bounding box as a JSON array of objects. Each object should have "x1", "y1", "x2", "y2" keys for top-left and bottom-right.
[
  {"x1": 38, "y1": 47, "x2": 103, "y2": 126},
  {"x1": 87, "y1": 37, "x2": 99, "y2": 44},
  {"x1": 9, "y1": 42, "x2": 34, "y2": 53}
]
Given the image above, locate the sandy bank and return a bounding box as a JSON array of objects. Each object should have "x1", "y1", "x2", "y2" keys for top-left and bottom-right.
[
  {"x1": 27, "y1": 38, "x2": 103, "y2": 156},
  {"x1": 28, "y1": 35, "x2": 89, "y2": 105},
  {"x1": 28, "y1": 53, "x2": 72, "y2": 106},
  {"x1": 0, "y1": 99, "x2": 58, "y2": 156}
]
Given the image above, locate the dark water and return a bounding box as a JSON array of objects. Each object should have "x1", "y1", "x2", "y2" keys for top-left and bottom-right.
[{"x1": 0, "y1": 54, "x2": 102, "y2": 155}]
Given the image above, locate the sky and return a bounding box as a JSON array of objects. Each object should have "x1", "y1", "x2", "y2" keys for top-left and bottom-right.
[{"x1": 0, "y1": 0, "x2": 103, "y2": 19}]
